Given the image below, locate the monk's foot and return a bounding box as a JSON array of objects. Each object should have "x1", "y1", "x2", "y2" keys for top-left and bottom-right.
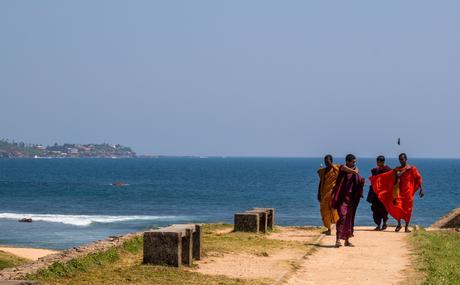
[
  {"x1": 395, "y1": 225, "x2": 402, "y2": 232},
  {"x1": 381, "y1": 224, "x2": 388, "y2": 231},
  {"x1": 405, "y1": 227, "x2": 412, "y2": 233},
  {"x1": 325, "y1": 229, "x2": 332, "y2": 236},
  {"x1": 345, "y1": 241, "x2": 355, "y2": 247},
  {"x1": 335, "y1": 241, "x2": 342, "y2": 248},
  {"x1": 373, "y1": 226, "x2": 381, "y2": 231}
]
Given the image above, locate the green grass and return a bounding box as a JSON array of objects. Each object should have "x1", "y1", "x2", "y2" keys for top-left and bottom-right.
[
  {"x1": 27, "y1": 224, "x2": 318, "y2": 285},
  {"x1": 0, "y1": 250, "x2": 29, "y2": 270},
  {"x1": 203, "y1": 224, "x2": 309, "y2": 257},
  {"x1": 410, "y1": 229, "x2": 460, "y2": 285}
]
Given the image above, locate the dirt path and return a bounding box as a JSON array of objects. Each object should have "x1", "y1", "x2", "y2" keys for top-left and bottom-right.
[
  {"x1": 194, "y1": 227, "x2": 320, "y2": 281},
  {"x1": 283, "y1": 226, "x2": 412, "y2": 285}
]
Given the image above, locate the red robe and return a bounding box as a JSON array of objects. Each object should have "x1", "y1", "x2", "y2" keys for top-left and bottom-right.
[{"x1": 369, "y1": 166, "x2": 422, "y2": 223}]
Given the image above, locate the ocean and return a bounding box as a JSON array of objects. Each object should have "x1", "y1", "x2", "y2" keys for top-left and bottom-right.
[{"x1": 0, "y1": 157, "x2": 458, "y2": 249}]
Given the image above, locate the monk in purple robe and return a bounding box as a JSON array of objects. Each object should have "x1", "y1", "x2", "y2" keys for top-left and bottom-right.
[{"x1": 331, "y1": 154, "x2": 365, "y2": 247}]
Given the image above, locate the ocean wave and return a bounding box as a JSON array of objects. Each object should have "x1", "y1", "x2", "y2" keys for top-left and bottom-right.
[{"x1": 0, "y1": 213, "x2": 180, "y2": 226}]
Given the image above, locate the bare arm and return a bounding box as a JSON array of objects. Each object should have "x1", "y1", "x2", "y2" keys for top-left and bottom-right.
[{"x1": 419, "y1": 184, "x2": 425, "y2": 197}]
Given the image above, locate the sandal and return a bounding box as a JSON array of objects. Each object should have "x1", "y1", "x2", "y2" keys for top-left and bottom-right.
[{"x1": 345, "y1": 241, "x2": 355, "y2": 247}]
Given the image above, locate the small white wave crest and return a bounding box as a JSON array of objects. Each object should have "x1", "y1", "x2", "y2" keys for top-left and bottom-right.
[{"x1": 0, "y1": 213, "x2": 179, "y2": 226}]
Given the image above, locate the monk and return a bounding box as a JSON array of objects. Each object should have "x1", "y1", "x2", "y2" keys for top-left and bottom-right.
[
  {"x1": 366, "y1": 155, "x2": 392, "y2": 231},
  {"x1": 317, "y1": 155, "x2": 340, "y2": 235},
  {"x1": 331, "y1": 154, "x2": 365, "y2": 247},
  {"x1": 370, "y1": 153, "x2": 424, "y2": 233}
]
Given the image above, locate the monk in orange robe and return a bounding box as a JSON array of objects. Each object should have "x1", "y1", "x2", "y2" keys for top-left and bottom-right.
[
  {"x1": 369, "y1": 153, "x2": 424, "y2": 232},
  {"x1": 317, "y1": 155, "x2": 340, "y2": 235}
]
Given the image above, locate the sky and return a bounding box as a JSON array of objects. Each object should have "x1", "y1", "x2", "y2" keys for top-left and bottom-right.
[{"x1": 1, "y1": 1, "x2": 459, "y2": 157}]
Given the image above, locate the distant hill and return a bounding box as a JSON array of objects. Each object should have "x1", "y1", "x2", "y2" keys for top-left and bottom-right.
[{"x1": 0, "y1": 139, "x2": 136, "y2": 158}]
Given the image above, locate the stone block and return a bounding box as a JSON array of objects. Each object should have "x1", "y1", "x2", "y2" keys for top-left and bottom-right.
[
  {"x1": 245, "y1": 210, "x2": 268, "y2": 233},
  {"x1": 143, "y1": 231, "x2": 182, "y2": 266},
  {"x1": 234, "y1": 212, "x2": 259, "y2": 233},
  {"x1": 252, "y1": 208, "x2": 275, "y2": 230}
]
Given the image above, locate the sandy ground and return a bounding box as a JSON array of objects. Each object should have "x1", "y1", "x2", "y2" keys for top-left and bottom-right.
[
  {"x1": 194, "y1": 227, "x2": 319, "y2": 280},
  {"x1": 0, "y1": 247, "x2": 59, "y2": 261},
  {"x1": 284, "y1": 226, "x2": 412, "y2": 285}
]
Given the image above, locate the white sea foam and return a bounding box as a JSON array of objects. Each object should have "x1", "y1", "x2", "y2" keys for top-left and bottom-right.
[{"x1": 0, "y1": 213, "x2": 179, "y2": 226}]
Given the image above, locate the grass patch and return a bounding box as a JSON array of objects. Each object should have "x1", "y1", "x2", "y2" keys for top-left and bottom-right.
[
  {"x1": 203, "y1": 224, "x2": 310, "y2": 256},
  {"x1": 0, "y1": 250, "x2": 29, "y2": 270},
  {"x1": 410, "y1": 229, "x2": 460, "y2": 284}
]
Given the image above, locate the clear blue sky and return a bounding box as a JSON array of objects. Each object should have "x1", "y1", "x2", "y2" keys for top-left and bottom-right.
[{"x1": 1, "y1": 1, "x2": 459, "y2": 157}]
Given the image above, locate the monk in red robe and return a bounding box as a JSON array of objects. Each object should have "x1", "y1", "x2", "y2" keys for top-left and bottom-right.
[
  {"x1": 369, "y1": 153, "x2": 424, "y2": 232},
  {"x1": 331, "y1": 154, "x2": 365, "y2": 247}
]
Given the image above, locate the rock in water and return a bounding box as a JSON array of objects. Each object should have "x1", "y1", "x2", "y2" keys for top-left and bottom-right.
[{"x1": 18, "y1": 218, "x2": 33, "y2": 223}]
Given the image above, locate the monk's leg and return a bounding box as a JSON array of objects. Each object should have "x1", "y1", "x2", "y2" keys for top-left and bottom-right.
[
  {"x1": 335, "y1": 214, "x2": 344, "y2": 247},
  {"x1": 335, "y1": 203, "x2": 349, "y2": 247},
  {"x1": 320, "y1": 201, "x2": 332, "y2": 235},
  {"x1": 395, "y1": 220, "x2": 402, "y2": 232},
  {"x1": 381, "y1": 202, "x2": 389, "y2": 230},
  {"x1": 404, "y1": 213, "x2": 412, "y2": 232},
  {"x1": 376, "y1": 200, "x2": 388, "y2": 230},
  {"x1": 371, "y1": 203, "x2": 381, "y2": 230},
  {"x1": 403, "y1": 198, "x2": 413, "y2": 232},
  {"x1": 345, "y1": 238, "x2": 354, "y2": 247}
]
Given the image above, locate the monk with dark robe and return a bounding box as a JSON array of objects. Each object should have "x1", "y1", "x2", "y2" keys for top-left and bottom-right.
[
  {"x1": 331, "y1": 154, "x2": 365, "y2": 247},
  {"x1": 317, "y1": 155, "x2": 340, "y2": 235},
  {"x1": 370, "y1": 153, "x2": 424, "y2": 232},
  {"x1": 366, "y1": 155, "x2": 392, "y2": 231}
]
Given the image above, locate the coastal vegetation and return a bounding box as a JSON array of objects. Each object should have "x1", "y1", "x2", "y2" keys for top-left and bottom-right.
[
  {"x1": 410, "y1": 229, "x2": 460, "y2": 284},
  {"x1": 0, "y1": 251, "x2": 28, "y2": 270},
  {"x1": 27, "y1": 224, "x2": 317, "y2": 284},
  {"x1": 0, "y1": 139, "x2": 135, "y2": 158}
]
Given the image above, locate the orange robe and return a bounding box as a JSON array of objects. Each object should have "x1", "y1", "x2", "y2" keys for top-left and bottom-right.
[
  {"x1": 369, "y1": 166, "x2": 422, "y2": 223},
  {"x1": 317, "y1": 165, "x2": 340, "y2": 229}
]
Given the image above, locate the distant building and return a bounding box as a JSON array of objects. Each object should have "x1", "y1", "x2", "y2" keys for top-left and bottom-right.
[{"x1": 78, "y1": 146, "x2": 91, "y2": 152}]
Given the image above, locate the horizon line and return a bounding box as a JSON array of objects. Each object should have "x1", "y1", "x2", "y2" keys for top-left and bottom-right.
[{"x1": 137, "y1": 154, "x2": 460, "y2": 159}]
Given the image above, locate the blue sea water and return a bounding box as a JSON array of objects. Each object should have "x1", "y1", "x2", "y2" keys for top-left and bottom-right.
[{"x1": 0, "y1": 157, "x2": 458, "y2": 249}]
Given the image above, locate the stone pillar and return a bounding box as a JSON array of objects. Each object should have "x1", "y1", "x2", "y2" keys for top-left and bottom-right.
[
  {"x1": 143, "y1": 231, "x2": 182, "y2": 267},
  {"x1": 266, "y1": 208, "x2": 275, "y2": 230},
  {"x1": 193, "y1": 224, "x2": 202, "y2": 260},
  {"x1": 181, "y1": 229, "x2": 193, "y2": 266}
]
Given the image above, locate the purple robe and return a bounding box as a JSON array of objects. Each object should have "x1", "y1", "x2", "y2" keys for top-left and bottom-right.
[{"x1": 331, "y1": 166, "x2": 365, "y2": 240}]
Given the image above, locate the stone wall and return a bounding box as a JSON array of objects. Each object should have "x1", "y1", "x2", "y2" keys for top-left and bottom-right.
[
  {"x1": 430, "y1": 206, "x2": 460, "y2": 229},
  {"x1": 0, "y1": 232, "x2": 142, "y2": 281}
]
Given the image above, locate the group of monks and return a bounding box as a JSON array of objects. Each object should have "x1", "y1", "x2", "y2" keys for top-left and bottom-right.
[{"x1": 317, "y1": 153, "x2": 424, "y2": 247}]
